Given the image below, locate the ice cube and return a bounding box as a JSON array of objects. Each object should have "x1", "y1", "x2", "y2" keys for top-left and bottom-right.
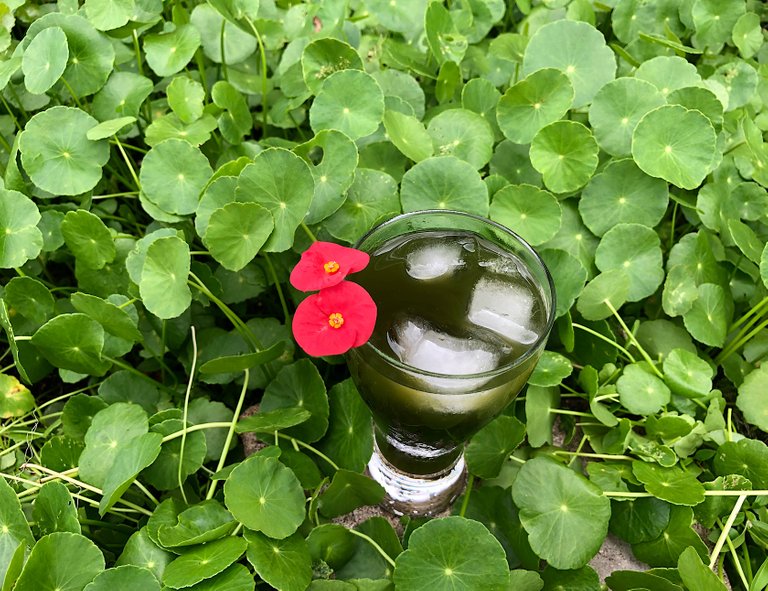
[
  {"x1": 406, "y1": 242, "x2": 464, "y2": 280},
  {"x1": 388, "y1": 318, "x2": 499, "y2": 393},
  {"x1": 468, "y1": 277, "x2": 539, "y2": 345}
]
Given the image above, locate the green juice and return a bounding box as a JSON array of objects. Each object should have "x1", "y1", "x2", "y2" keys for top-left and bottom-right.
[{"x1": 347, "y1": 229, "x2": 549, "y2": 476}]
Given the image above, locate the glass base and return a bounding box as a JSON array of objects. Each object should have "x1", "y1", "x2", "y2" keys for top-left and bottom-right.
[{"x1": 367, "y1": 440, "x2": 467, "y2": 517}]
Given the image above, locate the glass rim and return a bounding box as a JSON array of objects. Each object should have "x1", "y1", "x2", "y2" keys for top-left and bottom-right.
[{"x1": 351, "y1": 209, "x2": 558, "y2": 382}]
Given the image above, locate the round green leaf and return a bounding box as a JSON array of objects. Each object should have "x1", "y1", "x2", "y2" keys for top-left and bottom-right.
[
  {"x1": 84, "y1": 565, "x2": 159, "y2": 591},
  {"x1": 86, "y1": 116, "x2": 137, "y2": 140},
  {"x1": 140, "y1": 139, "x2": 213, "y2": 216},
  {"x1": 373, "y1": 68, "x2": 426, "y2": 120},
  {"x1": 260, "y1": 359, "x2": 329, "y2": 443},
  {"x1": 497, "y1": 68, "x2": 574, "y2": 145},
  {"x1": 61, "y1": 209, "x2": 115, "y2": 270},
  {"x1": 528, "y1": 351, "x2": 573, "y2": 388},
  {"x1": 77, "y1": 402, "x2": 148, "y2": 487},
  {"x1": 461, "y1": 77, "x2": 501, "y2": 130},
  {"x1": 667, "y1": 86, "x2": 724, "y2": 127},
  {"x1": 0, "y1": 373, "x2": 34, "y2": 418},
  {"x1": 609, "y1": 496, "x2": 670, "y2": 545},
  {"x1": 203, "y1": 202, "x2": 273, "y2": 271},
  {"x1": 125, "y1": 228, "x2": 182, "y2": 285},
  {"x1": 0, "y1": 477, "x2": 34, "y2": 585},
  {"x1": 157, "y1": 500, "x2": 235, "y2": 548},
  {"x1": 634, "y1": 56, "x2": 702, "y2": 97},
  {"x1": 736, "y1": 365, "x2": 768, "y2": 432},
  {"x1": 22, "y1": 26, "x2": 68, "y2": 94},
  {"x1": 244, "y1": 530, "x2": 312, "y2": 591},
  {"x1": 83, "y1": 0, "x2": 134, "y2": 31},
  {"x1": 761, "y1": 242, "x2": 768, "y2": 290},
  {"x1": 489, "y1": 183, "x2": 561, "y2": 245},
  {"x1": 4, "y1": 276, "x2": 53, "y2": 325},
  {"x1": 490, "y1": 140, "x2": 542, "y2": 186},
  {"x1": 465, "y1": 415, "x2": 525, "y2": 479},
  {"x1": 714, "y1": 439, "x2": 768, "y2": 489},
  {"x1": 190, "y1": 4, "x2": 256, "y2": 64},
  {"x1": 167, "y1": 76, "x2": 205, "y2": 124},
  {"x1": 33, "y1": 481, "x2": 81, "y2": 537},
  {"x1": 0, "y1": 190, "x2": 42, "y2": 269},
  {"x1": 139, "y1": 236, "x2": 192, "y2": 320},
  {"x1": 595, "y1": 223, "x2": 663, "y2": 302},
  {"x1": 631, "y1": 506, "x2": 708, "y2": 567},
  {"x1": 588, "y1": 78, "x2": 666, "y2": 157},
  {"x1": 632, "y1": 105, "x2": 716, "y2": 190},
  {"x1": 224, "y1": 455, "x2": 306, "y2": 539},
  {"x1": 711, "y1": 60, "x2": 758, "y2": 112},
  {"x1": 400, "y1": 155, "x2": 488, "y2": 215},
  {"x1": 99, "y1": 433, "x2": 162, "y2": 516},
  {"x1": 115, "y1": 528, "x2": 173, "y2": 582},
  {"x1": 92, "y1": 72, "x2": 153, "y2": 121},
  {"x1": 325, "y1": 168, "x2": 400, "y2": 244},
  {"x1": 143, "y1": 418, "x2": 207, "y2": 491},
  {"x1": 212, "y1": 80, "x2": 251, "y2": 145},
  {"x1": 181, "y1": 564, "x2": 254, "y2": 591},
  {"x1": 309, "y1": 70, "x2": 384, "y2": 140},
  {"x1": 23, "y1": 13, "x2": 114, "y2": 97},
  {"x1": 31, "y1": 313, "x2": 110, "y2": 376},
  {"x1": 295, "y1": 130, "x2": 359, "y2": 224},
  {"x1": 144, "y1": 24, "x2": 201, "y2": 77},
  {"x1": 521, "y1": 20, "x2": 616, "y2": 108},
  {"x1": 663, "y1": 349, "x2": 713, "y2": 398},
  {"x1": 318, "y1": 471, "x2": 385, "y2": 518},
  {"x1": 682, "y1": 283, "x2": 730, "y2": 347},
  {"x1": 579, "y1": 159, "x2": 669, "y2": 237},
  {"x1": 301, "y1": 38, "x2": 364, "y2": 94},
  {"x1": 393, "y1": 516, "x2": 510, "y2": 591},
  {"x1": 632, "y1": 461, "x2": 705, "y2": 506},
  {"x1": 732, "y1": 12, "x2": 762, "y2": 59},
  {"x1": 512, "y1": 457, "x2": 611, "y2": 569},
  {"x1": 530, "y1": 120, "x2": 598, "y2": 193},
  {"x1": 19, "y1": 106, "x2": 109, "y2": 195},
  {"x1": 162, "y1": 536, "x2": 247, "y2": 589},
  {"x1": 382, "y1": 109, "x2": 433, "y2": 164},
  {"x1": 576, "y1": 269, "x2": 630, "y2": 321},
  {"x1": 616, "y1": 364, "x2": 671, "y2": 415},
  {"x1": 71, "y1": 292, "x2": 142, "y2": 343},
  {"x1": 539, "y1": 248, "x2": 588, "y2": 318},
  {"x1": 425, "y1": 1, "x2": 467, "y2": 65},
  {"x1": 235, "y1": 148, "x2": 315, "y2": 252},
  {"x1": 316, "y1": 379, "x2": 373, "y2": 473},
  {"x1": 14, "y1": 532, "x2": 105, "y2": 591},
  {"x1": 692, "y1": 0, "x2": 746, "y2": 49},
  {"x1": 525, "y1": 385, "x2": 560, "y2": 447},
  {"x1": 426, "y1": 108, "x2": 494, "y2": 169}
]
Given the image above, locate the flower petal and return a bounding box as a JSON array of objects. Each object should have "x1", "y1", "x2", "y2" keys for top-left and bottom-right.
[
  {"x1": 290, "y1": 241, "x2": 370, "y2": 291},
  {"x1": 314, "y1": 282, "x2": 377, "y2": 348},
  {"x1": 291, "y1": 281, "x2": 378, "y2": 356}
]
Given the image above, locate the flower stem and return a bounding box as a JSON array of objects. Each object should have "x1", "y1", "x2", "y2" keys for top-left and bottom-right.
[
  {"x1": 177, "y1": 326, "x2": 197, "y2": 504},
  {"x1": 709, "y1": 494, "x2": 747, "y2": 569},
  {"x1": 347, "y1": 529, "x2": 397, "y2": 569},
  {"x1": 276, "y1": 433, "x2": 340, "y2": 471},
  {"x1": 207, "y1": 369, "x2": 249, "y2": 501},
  {"x1": 605, "y1": 301, "x2": 664, "y2": 378},
  {"x1": 458, "y1": 474, "x2": 474, "y2": 517},
  {"x1": 263, "y1": 253, "x2": 291, "y2": 325},
  {"x1": 301, "y1": 222, "x2": 318, "y2": 242},
  {"x1": 571, "y1": 323, "x2": 637, "y2": 363}
]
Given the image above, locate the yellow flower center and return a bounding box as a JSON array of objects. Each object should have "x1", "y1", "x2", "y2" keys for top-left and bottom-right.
[
  {"x1": 328, "y1": 313, "x2": 344, "y2": 329},
  {"x1": 324, "y1": 260, "x2": 340, "y2": 274}
]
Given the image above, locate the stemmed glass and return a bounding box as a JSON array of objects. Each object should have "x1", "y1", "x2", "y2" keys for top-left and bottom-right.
[{"x1": 346, "y1": 210, "x2": 556, "y2": 516}]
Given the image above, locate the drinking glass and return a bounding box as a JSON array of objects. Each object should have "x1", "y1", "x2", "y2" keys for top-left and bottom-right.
[{"x1": 346, "y1": 210, "x2": 556, "y2": 516}]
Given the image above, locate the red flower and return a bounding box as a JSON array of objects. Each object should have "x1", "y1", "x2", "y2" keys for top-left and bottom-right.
[
  {"x1": 290, "y1": 241, "x2": 370, "y2": 292},
  {"x1": 292, "y1": 281, "x2": 377, "y2": 357}
]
